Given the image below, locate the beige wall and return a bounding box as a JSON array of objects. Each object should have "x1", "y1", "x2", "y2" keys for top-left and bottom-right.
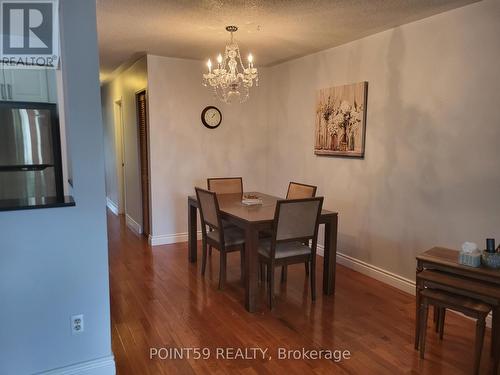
[
  {"x1": 101, "y1": 57, "x2": 148, "y2": 228},
  {"x1": 101, "y1": 0, "x2": 500, "y2": 283},
  {"x1": 147, "y1": 55, "x2": 268, "y2": 240},
  {"x1": 266, "y1": 0, "x2": 500, "y2": 280}
]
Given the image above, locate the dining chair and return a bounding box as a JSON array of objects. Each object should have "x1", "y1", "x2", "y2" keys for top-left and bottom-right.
[
  {"x1": 258, "y1": 197, "x2": 324, "y2": 309},
  {"x1": 207, "y1": 177, "x2": 243, "y2": 195},
  {"x1": 280, "y1": 182, "x2": 318, "y2": 283},
  {"x1": 206, "y1": 177, "x2": 243, "y2": 256},
  {"x1": 195, "y1": 187, "x2": 245, "y2": 289}
]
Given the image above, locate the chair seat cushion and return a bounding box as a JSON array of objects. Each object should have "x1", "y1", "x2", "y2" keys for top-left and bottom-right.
[
  {"x1": 207, "y1": 227, "x2": 245, "y2": 247},
  {"x1": 258, "y1": 239, "x2": 311, "y2": 259}
]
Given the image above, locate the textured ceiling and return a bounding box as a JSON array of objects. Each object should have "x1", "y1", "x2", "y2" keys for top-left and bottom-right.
[{"x1": 96, "y1": 0, "x2": 479, "y2": 76}]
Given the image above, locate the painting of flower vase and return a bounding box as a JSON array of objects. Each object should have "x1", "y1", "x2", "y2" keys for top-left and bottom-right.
[{"x1": 314, "y1": 81, "x2": 368, "y2": 157}]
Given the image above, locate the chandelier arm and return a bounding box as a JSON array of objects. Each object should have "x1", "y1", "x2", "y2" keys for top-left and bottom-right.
[{"x1": 237, "y1": 49, "x2": 246, "y2": 71}]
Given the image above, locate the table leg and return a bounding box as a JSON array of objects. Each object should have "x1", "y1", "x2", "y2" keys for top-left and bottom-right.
[
  {"x1": 415, "y1": 277, "x2": 423, "y2": 350},
  {"x1": 492, "y1": 308, "x2": 497, "y2": 357},
  {"x1": 244, "y1": 225, "x2": 259, "y2": 312},
  {"x1": 323, "y1": 215, "x2": 338, "y2": 295},
  {"x1": 493, "y1": 307, "x2": 500, "y2": 375},
  {"x1": 188, "y1": 200, "x2": 197, "y2": 263}
]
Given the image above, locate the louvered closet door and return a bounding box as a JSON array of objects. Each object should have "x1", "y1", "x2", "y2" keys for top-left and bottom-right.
[{"x1": 136, "y1": 90, "x2": 150, "y2": 236}]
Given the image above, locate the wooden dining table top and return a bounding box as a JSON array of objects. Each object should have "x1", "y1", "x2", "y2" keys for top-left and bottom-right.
[{"x1": 188, "y1": 192, "x2": 337, "y2": 224}]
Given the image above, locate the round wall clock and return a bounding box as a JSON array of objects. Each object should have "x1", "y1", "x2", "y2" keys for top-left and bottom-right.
[{"x1": 201, "y1": 106, "x2": 222, "y2": 129}]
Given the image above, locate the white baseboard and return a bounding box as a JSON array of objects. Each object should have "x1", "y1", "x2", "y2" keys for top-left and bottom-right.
[
  {"x1": 37, "y1": 355, "x2": 115, "y2": 375},
  {"x1": 106, "y1": 198, "x2": 119, "y2": 216},
  {"x1": 317, "y1": 244, "x2": 492, "y2": 327},
  {"x1": 149, "y1": 231, "x2": 202, "y2": 246},
  {"x1": 126, "y1": 214, "x2": 142, "y2": 235},
  {"x1": 317, "y1": 245, "x2": 416, "y2": 295}
]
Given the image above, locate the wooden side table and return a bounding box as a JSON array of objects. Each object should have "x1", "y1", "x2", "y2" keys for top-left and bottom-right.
[{"x1": 416, "y1": 247, "x2": 500, "y2": 374}]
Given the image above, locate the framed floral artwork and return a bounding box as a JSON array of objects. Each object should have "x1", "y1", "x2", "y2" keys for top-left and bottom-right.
[{"x1": 314, "y1": 81, "x2": 368, "y2": 158}]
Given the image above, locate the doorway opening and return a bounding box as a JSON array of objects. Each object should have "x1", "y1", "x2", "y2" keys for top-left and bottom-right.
[{"x1": 114, "y1": 99, "x2": 126, "y2": 215}]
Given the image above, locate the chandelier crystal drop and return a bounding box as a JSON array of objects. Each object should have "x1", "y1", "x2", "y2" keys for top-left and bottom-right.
[{"x1": 203, "y1": 26, "x2": 258, "y2": 104}]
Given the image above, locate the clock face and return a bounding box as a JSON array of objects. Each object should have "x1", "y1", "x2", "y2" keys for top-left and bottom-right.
[{"x1": 202, "y1": 106, "x2": 222, "y2": 129}]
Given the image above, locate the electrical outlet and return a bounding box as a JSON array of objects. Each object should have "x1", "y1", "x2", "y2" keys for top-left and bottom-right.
[{"x1": 71, "y1": 314, "x2": 84, "y2": 334}]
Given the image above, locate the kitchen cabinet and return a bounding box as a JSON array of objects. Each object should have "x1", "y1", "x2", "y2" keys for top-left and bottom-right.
[{"x1": 0, "y1": 67, "x2": 57, "y2": 103}]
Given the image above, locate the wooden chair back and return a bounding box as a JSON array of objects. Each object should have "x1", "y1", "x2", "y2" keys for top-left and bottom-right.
[
  {"x1": 269, "y1": 197, "x2": 324, "y2": 259},
  {"x1": 286, "y1": 182, "x2": 317, "y2": 200},
  {"x1": 195, "y1": 187, "x2": 223, "y2": 236},
  {"x1": 207, "y1": 177, "x2": 243, "y2": 195}
]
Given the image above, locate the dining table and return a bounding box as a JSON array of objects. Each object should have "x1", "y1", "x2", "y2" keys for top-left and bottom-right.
[{"x1": 187, "y1": 191, "x2": 338, "y2": 312}]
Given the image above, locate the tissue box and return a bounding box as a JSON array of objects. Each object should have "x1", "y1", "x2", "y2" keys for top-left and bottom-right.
[{"x1": 459, "y1": 251, "x2": 481, "y2": 267}]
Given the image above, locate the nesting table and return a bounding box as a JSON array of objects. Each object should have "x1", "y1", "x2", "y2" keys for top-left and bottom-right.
[{"x1": 416, "y1": 247, "x2": 500, "y2": 374}]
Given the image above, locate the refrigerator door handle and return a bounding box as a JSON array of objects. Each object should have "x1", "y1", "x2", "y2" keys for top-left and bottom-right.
[{"x1": 0, "y1": 84, "x2": 5, "y2": 100}]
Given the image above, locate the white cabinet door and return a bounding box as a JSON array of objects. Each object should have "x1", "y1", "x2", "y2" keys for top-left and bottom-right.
[
  {"x1": 46, "y1": 69, "x2": 57, "y2": 103},
  {"x1": 0, "y1": 66, "x2": 7, "y2": 100},
  {"x1": 3, "y1": 69, "x2": 50, "y2": 102}
]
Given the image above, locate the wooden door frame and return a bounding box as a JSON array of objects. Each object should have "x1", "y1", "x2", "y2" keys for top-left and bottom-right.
[{"x1": 135, "y1": 89, "x2": 151, "y2": 237}]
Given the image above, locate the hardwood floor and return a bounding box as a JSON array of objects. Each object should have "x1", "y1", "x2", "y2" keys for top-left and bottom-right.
[{"x1": 108, "y1": 212, "x2": 494, "y2": 374}]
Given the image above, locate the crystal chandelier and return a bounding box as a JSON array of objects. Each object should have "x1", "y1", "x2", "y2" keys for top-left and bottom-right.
[{"x1": 203, "y1": 26, "x2": 258, "y2": 104}]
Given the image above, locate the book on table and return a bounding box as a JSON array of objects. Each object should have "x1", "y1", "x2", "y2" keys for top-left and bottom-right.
[{"x1": 241, "y1": 194, "x2": 262, "y2": 206}]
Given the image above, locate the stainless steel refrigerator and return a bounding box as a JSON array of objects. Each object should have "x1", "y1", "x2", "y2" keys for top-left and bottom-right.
[{"x1": 0, "y1": 102, "x2": 63, "y2": 204}]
